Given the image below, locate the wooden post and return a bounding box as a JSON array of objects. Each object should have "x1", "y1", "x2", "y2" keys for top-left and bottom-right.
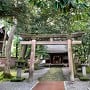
[
  {"x1": 68, "y1": 39, "x2": 74, "y2": 81},
  {"x1": 50, "y1": 38, "x2": 53, "y2": 41},
  {"x1": 29, "y1": 39, "x2": 36, "y2": 79}
]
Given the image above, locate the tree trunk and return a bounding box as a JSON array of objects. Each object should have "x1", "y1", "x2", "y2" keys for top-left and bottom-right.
[
  {"x1": 4, "y1": 17, "x2": 17, "y2": 76},
  {"x1": 21, "y1": 45, "x2": 27, "y2": 59}
]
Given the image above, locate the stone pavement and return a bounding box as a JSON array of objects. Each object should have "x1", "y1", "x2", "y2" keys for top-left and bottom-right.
[{"x1": 33, "y1": 81, "x2": 64, "y2": 90}]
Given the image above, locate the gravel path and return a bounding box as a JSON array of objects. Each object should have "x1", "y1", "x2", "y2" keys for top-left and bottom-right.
[
  {"x1": 62, "y1": 67, "x2": 70, "y2": 81},
  {"x1": 0, "y1": 68, "x2": 49, "y2": 90},
  {"x1": 0, "y1": 81, "x2": 38, "y2": 90},
  {"x1": 22, "y1": 68, "x2": 50, "y2": 80},
  {"x1": 65, "y1": 81, "x2": 90, "y2": 90},
  {"x1": 63, "y1": 67, "x2": 90, "y2": 90}
]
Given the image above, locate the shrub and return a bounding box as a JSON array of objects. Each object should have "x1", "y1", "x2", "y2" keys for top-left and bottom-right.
[
  {"x1": 2, "y1": 73, "x2": 12, "y2": 78},
  {"x1": 79, "y1": 76, "x2": 90, "y2": 81},
  {"x1": 86, "y1": 66, "x2": 90, "y2": 73},
  {"x1": 34, "y1": 63, "x2": 40, "y2": 70},
  {"x1": 10, "y1": 77, "x2": 25, "y2": 82},
  {"x1": 24, "y1": 69, "x2": 29, "y2": 73}
]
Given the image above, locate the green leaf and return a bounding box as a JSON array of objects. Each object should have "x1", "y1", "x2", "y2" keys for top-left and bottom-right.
[{"x1": 76, "y1": 0, "x2": 79, "y2": 3}]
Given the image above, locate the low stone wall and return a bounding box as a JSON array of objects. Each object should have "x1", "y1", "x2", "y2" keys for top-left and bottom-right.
[{"x1": 0, "y1": 57, "x2": 17, "y2": 68}]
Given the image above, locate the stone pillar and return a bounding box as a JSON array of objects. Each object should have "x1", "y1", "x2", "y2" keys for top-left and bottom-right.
[
  {"x1": 29, "y1": 40, "x2": 36, "y2": 79},
  {"x1": 68, "y1": 39, "x2": 74, "y2": 81},
  {"x1": 17, "y1": 68, "x2": 22, "y2": 78},
  {"x1": 82, "y1": 64, "x2": 86, "y2": 76}
]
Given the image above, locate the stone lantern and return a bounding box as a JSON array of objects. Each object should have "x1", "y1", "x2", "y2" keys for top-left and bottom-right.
[{"x1": 16, "y1": 60, "x2": 26, "y2": 78}]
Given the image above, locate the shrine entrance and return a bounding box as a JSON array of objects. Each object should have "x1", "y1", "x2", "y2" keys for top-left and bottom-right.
[
  {"x1": 20, "y1": 32, "x2": 84, "y2": 81},
  {"x1": 45, "y1": 45, "x2": 68, "y2": 66},
  {"x1": 46, "y1": 52, "x2": 68, "y2": 66}
]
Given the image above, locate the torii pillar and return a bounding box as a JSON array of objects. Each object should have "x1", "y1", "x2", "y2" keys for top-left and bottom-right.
[
  {"x1": 28, "y1": 39, "x2": 36, "y2": 79},
  {"x1": 68, "y1": 39, "x2": 74, "y2": 81}
]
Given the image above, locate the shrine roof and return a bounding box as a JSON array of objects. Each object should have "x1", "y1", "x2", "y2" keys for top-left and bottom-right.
[{"x1": 45, "y1": 45, "x2": 68, "y2": 53}]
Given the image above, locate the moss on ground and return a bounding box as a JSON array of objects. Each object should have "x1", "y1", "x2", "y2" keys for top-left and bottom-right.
[{"x1": 38, "y1": 67, "x2": 64, "y2": 81}]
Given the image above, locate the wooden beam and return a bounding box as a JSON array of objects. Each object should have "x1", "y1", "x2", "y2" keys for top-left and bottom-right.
[
  {"x1": 20, "y1": 41, "x2": 67, "y2": 45},
  {"x1": 0, "y1": 41, "x2": 4, "y2": 43},
  {"x1": 72, "y1": 41, "x2": 82, "y2": 44},
  {"x1": 20, "y1": 41, "x2": 81, "y2": 45},
  {"x1": 19, "y1": 32, "x2": 84, "y2": 39},
  {"x1": 19, "y1": 34, "x2": 67, "y2": 38}
]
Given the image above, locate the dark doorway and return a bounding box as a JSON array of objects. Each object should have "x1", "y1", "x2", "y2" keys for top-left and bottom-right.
[
  {"x1": 0, "y1": 29, "x2": 8, "y2": 52},
  {"x1": 46, "y1": 52, "x2": 68, "y2": 66}
]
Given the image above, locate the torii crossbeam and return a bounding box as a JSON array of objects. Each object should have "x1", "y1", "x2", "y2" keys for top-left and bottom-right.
[{"x1": 20, "y1": 40, "x2": 81, "y2": 45}]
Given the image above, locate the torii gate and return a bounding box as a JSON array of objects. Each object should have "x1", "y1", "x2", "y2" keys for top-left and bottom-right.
[{"x1": 20, "y1": 33, "x2": 83, "y2": 81}]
